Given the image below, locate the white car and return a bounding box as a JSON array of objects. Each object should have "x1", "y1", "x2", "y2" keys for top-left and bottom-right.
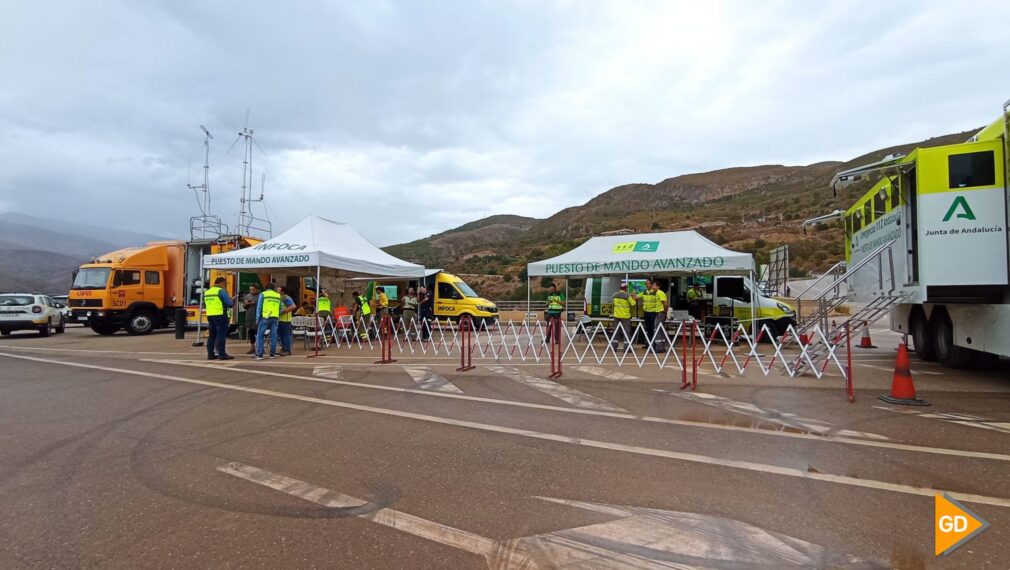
[{"x1": 0, "y1": 293, "x2": 66, "y2": 337}]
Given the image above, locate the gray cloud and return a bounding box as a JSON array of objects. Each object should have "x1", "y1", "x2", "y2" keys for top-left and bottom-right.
[{"x1": 1, "y1": 1, "x2": 1008, "y2": 246}]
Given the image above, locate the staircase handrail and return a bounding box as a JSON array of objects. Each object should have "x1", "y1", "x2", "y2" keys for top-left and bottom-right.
[
  {"x1": 811, "y1": 239, "x2": 897, "y2": 302},
  {"x1": 793, "y1": 260, "x2": 847, "y2": 301}
]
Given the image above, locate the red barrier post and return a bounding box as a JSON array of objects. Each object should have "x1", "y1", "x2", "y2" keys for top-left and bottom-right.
[
  {"x1": 456, "y1": 315, "x2": 475, "y2": 371},
  {"x1": 374, "y1": 315, "x2": 397, "y2": 364},
  {"x1": 549, "y1": 316, "x2": 563, "y2": 379},
  {"x1": 845, "y1": 320, "x2": 855, "y2": 402},
  {"x1": 680, "y1": 321, "x2": 688, "y2": 389},
  {"x1": 307, "y1": 315, "x2": 326, "y2": 358},
  {"x1": 691, "y1": 321, "x2": 698, "y2": 390}
]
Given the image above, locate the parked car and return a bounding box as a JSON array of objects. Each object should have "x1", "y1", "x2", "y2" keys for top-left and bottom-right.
[
  {"x1": 0, "y1": 293, "x2": 66, "y2": 336},
  {"x1": 51, "y1": 295, "x2": 75, "y2": 323}
]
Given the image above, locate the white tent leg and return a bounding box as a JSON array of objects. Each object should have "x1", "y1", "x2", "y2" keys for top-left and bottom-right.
[
  {"x1": 193, "y1": 252, "x2": 205, "y2": 347},
  {"x1": 750, "y1": 270, "x2": 757, "y2": 339},
  {"x1": 526, "y1": 276, "x2": 531, "y2": 323}
]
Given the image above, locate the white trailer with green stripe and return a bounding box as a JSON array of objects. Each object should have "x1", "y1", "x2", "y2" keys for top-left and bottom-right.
[{"x1": 833, "y1": 100, "x2": 1010, "y2": 368}]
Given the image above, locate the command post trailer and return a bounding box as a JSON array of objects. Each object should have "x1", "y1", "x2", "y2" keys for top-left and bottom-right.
[{"x1": 835, "y1": 102, "x2": 1010, "y2": 367}]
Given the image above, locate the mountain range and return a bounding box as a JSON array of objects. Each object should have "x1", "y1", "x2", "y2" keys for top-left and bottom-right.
[
  {"x1": 384, "y1": 129, "x2": 976, "y2": 298},
  {"x1": 0, "y1": 212, "x2": 172, "y2": 294}
]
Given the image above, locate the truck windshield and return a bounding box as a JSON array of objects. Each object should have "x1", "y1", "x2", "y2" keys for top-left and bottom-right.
[
  {"x1": 73, "y1": 268, "x2": 112, "y2": 290},
  {"x1": 455, "y1": 281, "x2": 478, "y2": 298}
]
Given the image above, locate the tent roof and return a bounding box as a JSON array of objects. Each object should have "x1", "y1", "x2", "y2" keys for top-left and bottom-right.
[
  {"x1": 527, "y1": 230, "x2": 754, "y2": 277},
  {"x1": 203, "y1": 215, "x2": 425, "y2": 277}
]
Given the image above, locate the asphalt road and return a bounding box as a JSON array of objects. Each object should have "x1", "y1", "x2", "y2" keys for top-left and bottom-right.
[{"x1": 0, "y1": 326, "x2": 1008, "y2": 568}]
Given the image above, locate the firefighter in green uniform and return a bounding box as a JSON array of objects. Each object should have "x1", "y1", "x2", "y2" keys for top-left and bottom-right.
[
  {"x1": 611, "y1": 282, "x2": 633, "y2": 350},
  {"x1": 353, "y1": 290, "x2": 372, "y2": 339},
  {"x1": 203, "y1": 276, "x2": 235, "y2": 361},
  {"x1": 546, "y1": 283, "x2": 565, "y2": 342}
]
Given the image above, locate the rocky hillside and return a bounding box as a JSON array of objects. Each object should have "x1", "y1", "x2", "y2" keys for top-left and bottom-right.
[{"x1": 385, "y1": 129, "x2": 977, "y2": 299}]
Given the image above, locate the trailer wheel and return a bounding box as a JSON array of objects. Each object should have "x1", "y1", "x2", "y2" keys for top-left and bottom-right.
[
  {"x1": 931, "y1": 308, "x2": 974, "y2": 369},
  {"x1": 126, "y1": 311, "x2": 156, "y2": 335},
  {"x1": 909, "y1": 308, "x2": 936, "y2": 361}
]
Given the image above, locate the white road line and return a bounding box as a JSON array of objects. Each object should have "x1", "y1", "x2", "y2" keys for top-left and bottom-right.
[
  {"x1": 5, "y1": 351, "x2": 1010, "y2": 508},
  {"x1": 403, "y1": 366, "x2": 464, "y2": 393},
  {"x1": 572, "y1": 365, "x2": 639, "y2": 381},
  {"x1": 136, "y1": 358, "x2": 1010, "y2": 462},
  {"x1": 874, "y1": 406, "x2": 1010, "y2": 435},
  {"x1": 220, "y1": 462, "x2": 878, "y2": 568},
  {"x1": 312, "y1": 365, "x2": 343, "y2": 379},
  {"x1": 662, "y1": 391, "x2": 888, "y2": 440},
  {"x1": 488, "y1": 365, "x2": 626, "y2": 412},
  {"x1": 7, "y1": 352, "x2": 1005, "y2": 464},
  {"x1": 218, "y1": 462, "x2": 496, "y2": 556}
]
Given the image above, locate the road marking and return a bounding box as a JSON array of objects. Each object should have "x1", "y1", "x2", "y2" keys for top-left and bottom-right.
[
  {"x1": 312, "y1": 365, "x2": 343, "y2": 379},
  {"x1": 5, "y1": 352, "x2": 1010, "y2": 508},
  {"x1": 138, "y1": 358, "x2": 1010, "y2": 461},
  {"x1": 662, "y1": 391, "x2": 888, "y2": 440},
  {"x1": 875, "y1": 407, "x2": 1010, "y2": 435},
  {"x1": 220, "y1": 462, "x2": 881, "y2": 568},
  {"x1": 403, "y1": 366, "x2": 464, "y2": 393},
  {"x1": 14, "y1": 353, "x2": 1010, "y2": 462},
  {"x1": 488, "y1": 365, "x2": 626, "y2": 412},
  {"x1": 572, "y1": 365, "x2": 638, "y2": 380}
]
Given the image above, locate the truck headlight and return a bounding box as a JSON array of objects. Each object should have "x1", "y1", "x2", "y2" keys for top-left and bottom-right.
[
  {"x1": 476, "y1": 305, "x2": 495, "y2": 312},
  {"x1": 776, "y1": 303, "x2": 794, "y2": 315}
]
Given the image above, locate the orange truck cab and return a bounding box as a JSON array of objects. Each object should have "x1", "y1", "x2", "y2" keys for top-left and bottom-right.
[{"x1": 70, "y1": 235, "x2": 260, "y2": 335}]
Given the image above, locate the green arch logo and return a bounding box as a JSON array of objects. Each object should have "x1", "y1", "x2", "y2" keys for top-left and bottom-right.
[{"x1": 942, "y1": 196, "x2": 976, "y2": 222}]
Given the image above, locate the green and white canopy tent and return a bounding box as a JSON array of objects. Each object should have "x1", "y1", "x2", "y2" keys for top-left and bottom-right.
[{"x1": 526, "y1": 230, "x2": 758, "y2": 331}]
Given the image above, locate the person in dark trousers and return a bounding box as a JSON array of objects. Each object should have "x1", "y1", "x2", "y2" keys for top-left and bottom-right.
[
  {"x1": 243, "y1": 284, "x2": 260, "y2": 354},
  {"x1": 418, "y1": 285, "x2": 433, "y2": 341},
  {"x1": 277, "y1": 286, "x2": 297, "y2": 356},
  {"x1": 203, "y1": 276, "x2": 235, "y2": 360},
  {"x1": 640, "y1": 278, "x2": 657, "y2": 347},
  {"x1": 255, "y1": 282, "x2": 282, "y2": 359},
  {"x1": 545, "y1": 283, "x2": 565, "y2": 342}
]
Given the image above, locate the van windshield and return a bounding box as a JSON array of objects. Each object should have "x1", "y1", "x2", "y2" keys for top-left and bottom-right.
[
  {"x1": 73, "y1": 268, "x2": 112, "y2": 290},
  {"x1": 455, "y1": 281, "x2": 478, "y2": 298}
]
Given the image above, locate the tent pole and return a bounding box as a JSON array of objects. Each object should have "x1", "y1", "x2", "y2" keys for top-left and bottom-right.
[
  {"x1": 564, "y1": 278, "x2": 569, "y2": 318},
  {"x1": 526, "y1": 275, "x2": 531, "y2": 323},
  {"x1": 750, "y1": 270, "x2": 757, "y2": 339},
  {"x1": 192, "y1": 252, "x2": 205, "y2": 347}
]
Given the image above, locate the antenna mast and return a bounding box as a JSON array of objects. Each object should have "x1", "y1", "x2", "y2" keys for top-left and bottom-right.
[
  {"x1": 233, "y1": 111, "x2": 272, "y2": 238},
  {"x1": 187, "y1": 125, "x2": 228, "y2": 239}
]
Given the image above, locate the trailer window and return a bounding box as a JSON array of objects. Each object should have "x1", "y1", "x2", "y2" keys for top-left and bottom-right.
[
  {"x1": 890, "y1": 179, "x2": 901, "y2": 209},
  {"x1": 851, "y1": 211, "x2": 862, "y2": 233},
  {"x1": 948, "y1": 151, "x2": 995, "y2": 188},
  {"x1": 863, "y1": 200, "x2": 872, "y2": 224}
]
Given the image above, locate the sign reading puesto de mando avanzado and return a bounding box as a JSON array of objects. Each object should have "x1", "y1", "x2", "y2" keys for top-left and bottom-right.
[{"x1": 544, "y1": 256, "x2": 725, "y2": 275}]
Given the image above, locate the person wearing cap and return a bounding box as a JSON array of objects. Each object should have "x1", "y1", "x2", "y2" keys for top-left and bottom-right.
[
  {"x1": 687, "y1": 282, "x2": 704, "y2": 319},
  {"x1": 611, "y1": 282, "x2": 634, "y2": 350}
]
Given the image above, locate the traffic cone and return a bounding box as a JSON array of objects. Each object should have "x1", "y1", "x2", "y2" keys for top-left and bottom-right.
[
  {"x1": 857, "y1": 324, "x2": 877, "y2": 349},
  {"x1": 877, "y1": 343, "x2": 929, "y2": 406}
]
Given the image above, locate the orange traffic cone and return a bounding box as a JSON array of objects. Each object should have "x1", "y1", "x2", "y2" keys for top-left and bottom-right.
[
  {"x1": 878, "y1": 343, "x2": 929, "y2": 406},
  {"x1": 857, "y1": 324, "x2": 877, "y2": 349}
]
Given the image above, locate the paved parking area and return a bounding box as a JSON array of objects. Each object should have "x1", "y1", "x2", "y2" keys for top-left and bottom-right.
[{"x1": 1, "y1": 326, "x2": 1008, "y2": 568}]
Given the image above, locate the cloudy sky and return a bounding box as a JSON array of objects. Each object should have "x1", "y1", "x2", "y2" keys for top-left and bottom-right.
[{"x1": 2, "y1": 1, "x2": 1008, "y2": 245}]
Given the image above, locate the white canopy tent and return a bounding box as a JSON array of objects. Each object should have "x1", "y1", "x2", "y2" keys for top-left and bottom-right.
[
  {"x1": 203, "y1": 215, "x2": 425, "y2": 277},
  {"x1": 526, "y1": 230, "x2": 757, "y2": 333},
  {"x1": 196, "y1": 215, "x2": 424, "y2": 344}
]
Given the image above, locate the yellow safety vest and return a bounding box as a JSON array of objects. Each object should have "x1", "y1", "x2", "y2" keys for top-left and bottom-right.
[
  {"x1": 261, "y1": 290, "x2": 281, "y2": 319},
  {"x1": 279, "y1": 296, "x2": 293, "y2": 323},
  {"x1": 547, "y1": 294, "x2": 564, "y2": 312},
  {"x1": 654, "y1": 290, "x2": 667, "y2": 312},
  {"x1": 612, "y1": 294, "x2": 632, "y2": 319},
  {"x1": 317, "y1": 296, "x2": 331, "y2": 312},
  {"x1": 358, "y1": 295, "x2": 371, "y2": 316},
  {"x1": 203, "y1": 287, "x2": 224, "y2": 317},
  {"x1": 642, "y1": 291, "x2": 659, "y2": 313},
  {"x1": 687, "y1": 288, "x2": 701, "y2": 302}
]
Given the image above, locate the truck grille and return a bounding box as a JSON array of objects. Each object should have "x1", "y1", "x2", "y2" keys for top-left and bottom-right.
[{"x1": 72, "y1": 299, "x2": 103, "y2": 308}]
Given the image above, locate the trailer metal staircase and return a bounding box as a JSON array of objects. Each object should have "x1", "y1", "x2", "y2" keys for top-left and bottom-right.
[{"x1": 791, "y1": 240, "x2": 904, "y2": 371}]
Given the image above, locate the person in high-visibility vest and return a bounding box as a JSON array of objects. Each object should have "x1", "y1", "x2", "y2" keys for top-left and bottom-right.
[
  {"x1": 353, "y1": 290, "x2": 372, "y2": 339},
  {"x1": 254, "y1": 282, "x2": 282, "y2": 359},
  {"x1": 316, "y1": 290, "x2": 332, "y2": 321},
  {"x1": 686, "y1": 283, "x2": 704, "y2": 319},
  {"x1": 611, "y1": 282, "x2": 633, "y2": 350},
  {"x1": 640, "y1": 278, "x2": 658, "y2": 347},
  {"x1": 650, "y1": 280, "x2": 669, "y2": 349},
  {"x1": 203, "y1": 276, "x2": 235, "y2": 361},
  {"x1": 546, "y1": 283, "x2": 565, "y2": 342},
  {"x1": 276, "y1": 286, "x2": 297, "y2": 356}
]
